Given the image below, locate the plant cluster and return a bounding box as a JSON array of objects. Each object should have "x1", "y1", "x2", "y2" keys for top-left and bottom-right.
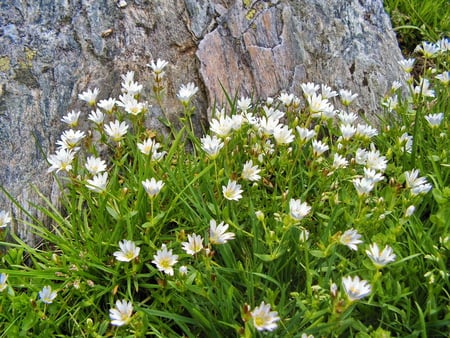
[{"x1": 0, "y1": 39, "x2": 449, "y2": 337}]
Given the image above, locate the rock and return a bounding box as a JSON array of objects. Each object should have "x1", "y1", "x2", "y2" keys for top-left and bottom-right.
[
  {"x1": 197, "y1": 0, "x2": 405, "y2": 118},
  {"x1": 0, "y1": 0, "x2": 405, "y2": 244}
]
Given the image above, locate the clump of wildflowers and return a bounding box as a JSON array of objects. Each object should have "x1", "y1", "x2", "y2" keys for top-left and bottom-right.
[{"x1": 7, "y1": 40, "x2": 446, "y2": 336}]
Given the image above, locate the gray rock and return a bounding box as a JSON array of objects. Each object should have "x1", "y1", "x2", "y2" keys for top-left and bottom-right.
[{"x1": 0, "y1": 0, "x2": 405, "y2": 244}]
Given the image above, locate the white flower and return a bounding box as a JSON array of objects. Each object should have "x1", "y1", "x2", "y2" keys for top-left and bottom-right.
[
  {"x1": 340, "y1": 228, "x2": 363, "y2": 251},
  {"x1": 56, "y1": 129, "x2": 86, "y2": 151},
  {"x1": 352, "y1": 177, "x2": 374, "y2": 196},
  {"x1": 209, "y1": 219, "x2": 235, "y2": 245},
  {"x1": 113, "y1": 240, "x2": 140, "y2": 262},
  {"x1": 151, "y1": 149, "x2": 167, "y2": 162},
  {"x1": 425, "y1": 113, "x2": 444, "y2": 128},
  {"x1": 355, "y1": 148, "x2": 368, "y2": 165},
  {"x1": 399, "y1": 132, "x2": 413, "y2": 153},
  {"x1": 86, "y1": 172, "x2": 108, "y2": 193},
  {"x1": 97, "y1": 98, "x2": 117, "y2": 112},
  {"x1": 263, "y1": 106, "x2": 284, "y2": 121},
  {"x1": 255, "y1": 210, "x2": 265, "y2": 222},
  {"x1": 307, "y1": 93, "x2": 332, "y2": 114},
  {"x1": 117, "y1": 93, "x2": 146, "y2": 115},
  {"x1": 330, "y1": 283, "x2": 338, "y2": 297},
  {"x1": 321, "y1": 84, "x2": 338, "y2": 99},
  {"x1": 405, "y1": 205, "x2": 416, "y2": 217},
  {"x1": 366, "y1": 243, "x2": 396, "y2": 268},
  {"x1": 47, "y1": 149, "x2": 75, "y2": 173},
  {"x1": 339, "y1": 89, "x2": 358, "y2": 106},
  {"x1": 181, "y1": 233, "x2": 204, "y2": 255},
  {"x1": 85, "y1": 156, "x2": 107, "y2": 175},
  {"x1": 61, "y1": 110, "x2": 81, "y2": 127},
  {"x1": 365, "y1": 147, "x2": 387, "y2": 172},
  {"x1": 299, "y1": 228, "x2": 310, "y2": 242},
  {"x1": 411, "y1": 183, "x2": 433, "y2": 195},
  {"x1": 273, "y1": 125, "x2": 294, "y2": 145},
  {"x1": 435, "y1": 72, "x2": 449, "y2": 85},
  {"x1": 109, "y1": 299, "x2": 133, "y2": 326},
  {"x1": 289, "y1": 198, "x2": 311, "y2": 221},
  {"x1": 148, "y1": 58, "x2": 169, "y2": 74},
  {"x1": 301, "y1": 334, "x2": 315, "y2": 338},
  {"x1": 210, "y1": 116, "x2": 233, "y2": 137},
  {"x1": 312, "y1": 139, "x2": 329, "y2": 156},
  {"x1": 104, "y1": 120, "x2": 129, "y2": 142},
  {"x1": 363, "y1": 168, "x2": 384, "y2": 184},
  {"x1": 222, "y1": 180, "x2": 243, "y2": 201},
  {"x1": 337, "y1": 111, "x2": 358, "y2": 125},
  {"x1": 177, "y1": 82, "x2": 198, "y2": 104},
  {"x1": 415, "y1": 41, "x2": 440, "y2": 58},
  {"x1": 88, "y1": 109, "x2": 105, "y2": 124},
  {"x1": 39, "y1": 285, "x2": 57, "y2": 304},
  {"x1": 142, "y1": 178, "x2": 164, "y2": 197},
  {"x1": 78, "y1": 88, "x2": 99, "y2": 106},
  {"x1": 242, "y1": 160, "x2": 261, "y2": 181},
  {"x1": 137, "y1": 138, "x2": 160, "y2": 156},
  {"x1": 437, "y1": 38, "x2": 450, "y2": 52},
  {"x1": 246, "y1": 112, "x2": 261, "y2": 126},
  {"x1": 340, "y1": 124, "x2": 356, "y2": 140},
  {"x1": 391, "y1": 81, "x2": 402, "y2": 91},
  {"x1": 398, "y1": 58, "x2": 415, "y2": 73},
  {"x1": 179, "y1": 265, "x2": 188, "y2": 275},
  {"x1": 301, "y1": 82, "x2": 319, "y2": 97},
  {"x1": 0, "y1": 273, "x2": 8, "y2": 292},
  {"x1": 251, "y1": 301, "x2": 280, "y2": 332},
  {"x1": 279, "y1": 92, "x2": 295, "y2": 106},
  {"x1": 383, "y1": 95, "x2": 399, "y2": 111},
  {"x1": 356, "y1": 124, "x2": 378, "y2": 138},
  {"x1": 404, "y1": 169, "x2": 432, "y2": 195},
  {"x1": 200, "y1": 134, "x2": 224, "y2": 159},
  {"x1": 258, "y1": 116, "x2": 281, "y2": 136},
  {"x1": 230, "y1": 114, "x2": 244, "y2": 130},
  {"x1": 332, "y1": 153, "x2": 348, "y2": 169},
  {"x1": 296, "y1": 127, "x2": 316, "y2": 142},
  {"x1": 122, "y1": 81, "x2": 143, "y2": 96},
  {"x1": 0, "y1": 210, "x2": 12, "y2": 228},
  {"x1": 152, "y1": 244, "x2": 178, "y2": 276},
  {"x1": 121, "y1": 71, "x2": 135, "y2": 87},
  {"x1": 342, "y1": 276, "x2": 371, "y2": 301},
  {"x1": 237, "y1": 96, "x2": 252, "y2": 112},
  {"x1": 414, "y1": 78, "x2": 435, "y2": 98}
]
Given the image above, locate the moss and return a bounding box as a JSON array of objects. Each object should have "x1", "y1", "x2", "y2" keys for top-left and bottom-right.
[
  {"x1": 0, "y1": 56, "x2": 11, "y2": 72},
  {"x1": 24, "y1": 47, "x2": 37, "y2": 66},
  {"x1": 245, "y1": 8, "x2": 256, "y2": 20}
]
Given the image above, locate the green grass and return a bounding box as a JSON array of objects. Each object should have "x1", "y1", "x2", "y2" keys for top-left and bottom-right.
[{"x1": 384, "y1": 0, "x2": 450, "y2": 54}]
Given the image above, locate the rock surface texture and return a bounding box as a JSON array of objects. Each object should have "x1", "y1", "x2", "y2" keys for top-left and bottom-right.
[{"x1": 0, "y1": 0, "x2": 405, "y2": 244}]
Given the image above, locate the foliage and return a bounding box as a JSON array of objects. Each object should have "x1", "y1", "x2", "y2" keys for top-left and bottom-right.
[
  {"x1": 384, "y1": 0, "x2": 450, "y2": 54},
  {"x1": 0, "y1": 41, "x2": 449, "y2": 337}
]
